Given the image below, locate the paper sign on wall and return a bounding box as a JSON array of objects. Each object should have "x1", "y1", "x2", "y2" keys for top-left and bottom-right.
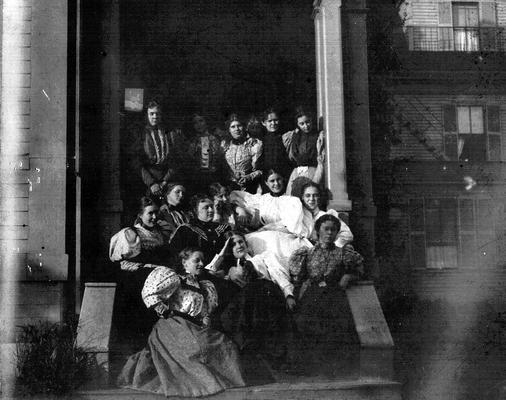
[{"x1": 124, "y1": 88, "x2": 144, "y2": 112}]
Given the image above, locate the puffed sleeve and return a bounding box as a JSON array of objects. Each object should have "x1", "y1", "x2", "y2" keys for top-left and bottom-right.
[
  {"x1": 220, "y1": 138, "x2": 229, "y2": 153},
  {"x1": 341, "y1": 245, "x2": 364, "y2": 277},
  {"x1": 141, "y1": 267, "x2": 181, "y2": 309},
  {"x1": 282, "y1": 130, "x2": 295, "y2": 151},
  {"x1": 288, "y1": 247, "x2": 310, "y2": 286},
  {"x1": 109, "y1": 228, "x2": 141, "y2": 262}
]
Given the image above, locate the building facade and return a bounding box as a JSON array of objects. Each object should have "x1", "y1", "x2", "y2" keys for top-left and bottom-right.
[{"x1": 379, "y1": 0, "x2": 506, "y2": 298}]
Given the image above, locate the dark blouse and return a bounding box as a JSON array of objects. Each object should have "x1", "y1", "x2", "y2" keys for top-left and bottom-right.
[
  {"x1": 140, "y1": 125, "x2": 183, "y2": 187},
  {"x1": 289, "y1": 243, "x2": 363, "y2": 297},
  {"x1": 285, "y1": 130, "x2": 319, "y2": 167},
  {"x1": 261, "y1": 132, "x2": 292, "y2": 180},
  {"x1": 158, "y1": 204, "x2": 190, "y2": 239},
  {"x1": 169, "y1": 220, "x2": 231, "y2": 264}
]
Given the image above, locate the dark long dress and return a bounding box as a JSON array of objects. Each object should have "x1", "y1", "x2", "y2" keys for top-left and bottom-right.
[
  {"x1": 219, "y1": 258, "x2": 287, "y2": 359},
  {"x1": 288, "y1": 243, "x2": 363, "y2": 370}
]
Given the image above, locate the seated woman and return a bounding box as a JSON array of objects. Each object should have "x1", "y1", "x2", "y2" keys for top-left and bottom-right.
[
  {"x1": 209, "y1": 182, "x2": 237, "y2": 229},
  {"x1": 170, "y1": 193, "x2": 231, "y2": 263},
  {"x1": 219, "y1": 231, "x2": 289, "y2": 360},
  {"x1": 109, "y1": 196, "x2": 170, "y2": 342},
  {"x1": 170, "y1": 193, "x2": 236, "y2": 310},
  {"x1": 288, "y1": 214, "x2": 364, "y2": 372},
  {"x1": 299, "y1": 182, "x2": 353, "y2": 247},
  {"x1": 221, "y1": 114, "x2": 263, "y2": 193},
  {"x1": 282, "y1": 107, "x2": 325, "y2": 197},
  {"x1": 117, "y1": 248, "x2": 245, "y2": 397},
  {"x1": 158, "y1": 182, "x2": 189, "y2": 239}
]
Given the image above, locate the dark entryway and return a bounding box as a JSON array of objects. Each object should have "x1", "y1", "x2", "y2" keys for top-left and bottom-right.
[
  {"x1": 79, "y1": 0, "x2": 317, "y2": 282},
  {"x1": 120, "y1": 0, "x2": 316, "y2": 123}
]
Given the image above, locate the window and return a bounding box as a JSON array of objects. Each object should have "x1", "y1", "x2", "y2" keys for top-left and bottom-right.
[
  {"x1": 406, "y1": 1, "x2": 505, "y2": 52},
  {"x1": 443, "y1": 105, "x2": 501, "y2": 161},
  {"x1": 452, "y1": 3, "x2": 479, "y2": 51},
  {"x1": 408, "y1": 197, "x2": 498, "y2": 269}
]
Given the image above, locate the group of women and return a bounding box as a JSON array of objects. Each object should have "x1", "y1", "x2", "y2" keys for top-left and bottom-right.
[
  {"x1": 137, "y1": 102, "x2": 325, "y2": 201},
  {"x1": 109, "y1": 103, "x2": 365, "y2": 397}
]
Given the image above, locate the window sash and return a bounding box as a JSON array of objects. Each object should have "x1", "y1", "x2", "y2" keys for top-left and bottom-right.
[
  {"x1": 452, "y1": 3, "x2": 479, "y2": 28},
  {"x1": 444, "y1": 105, "x2": 499, "y2": 161},
  {"x1": 408, "y1": 196, "x2": 497, "y2": 269},
  {"x1": 457, "y1": 106, "x2": 483, "y2": 134}
]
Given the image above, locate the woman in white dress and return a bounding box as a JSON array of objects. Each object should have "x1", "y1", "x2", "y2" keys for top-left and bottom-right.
[{"x1": 298, "y1": 181, "x2": 354, "y2": 247}]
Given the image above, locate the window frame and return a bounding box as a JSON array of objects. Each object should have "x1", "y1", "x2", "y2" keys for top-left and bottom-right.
[
  {"x1": 442, "y1": 104, "x2": 502, "y2": 162},
  {"x1": 408, "y1": 195, "x2": 498, "y2": 270}
]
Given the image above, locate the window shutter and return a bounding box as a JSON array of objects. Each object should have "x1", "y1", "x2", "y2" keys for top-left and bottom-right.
[
  {"x1": 487, "y1": 105, "x2": 500, "y2": 132},
  {"x1": 481, "y1": 3, "x2": 497, "y2": 27},
  {"x1": 438, "y1": 3, "x2": 452, "y2": 26},
  {"x1": 487, "y1": 105, "x2": 501, "y2": 161},
  {"x1": 443, "y1": 104, "x2": 457, "y2": 132}
]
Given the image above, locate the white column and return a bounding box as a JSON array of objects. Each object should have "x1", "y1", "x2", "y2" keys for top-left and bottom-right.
[{"x1": 313, "y1": 0, "x2": 351, "y2": 211}]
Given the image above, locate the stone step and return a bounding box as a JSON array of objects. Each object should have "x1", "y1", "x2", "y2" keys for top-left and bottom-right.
[{"x1": 76, "y1": 379, "x2": 402, "y2": 400}]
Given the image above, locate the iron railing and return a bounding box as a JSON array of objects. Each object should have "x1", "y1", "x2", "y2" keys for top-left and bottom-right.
[{"x1": 406, "y1": 26, "x2": 506, "y2": 52}]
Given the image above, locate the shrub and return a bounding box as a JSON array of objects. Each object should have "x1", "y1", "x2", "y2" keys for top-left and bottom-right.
[{"x1": 15, "y1": 320, "x2": 90, "y2": 397}]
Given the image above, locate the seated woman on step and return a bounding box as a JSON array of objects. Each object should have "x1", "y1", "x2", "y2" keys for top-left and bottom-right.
[
  {"x1": 217, "y1": 231, "x2": 290, "y2": 363},
  {"x1": 208, "y1": 182, "x2": 238, "y2": 229},
  {"x1": 287, "y1": 213, "x2": 363, "y2": 374},
  {"x1": 109, "y1": 196, "x2": 171, "y2": 343},
  {"x1": 117, "y1": 247, "x2": 245, "y2": 397},
  {"x1": 157, "y1": 182, "x2": 190, "y2": 240},
  {"x1": 169, "y1": 193, "x2": 238, "y2": 313},
  {"x1": 298, "y1": 181, "x2": 353, "y2": 247}
]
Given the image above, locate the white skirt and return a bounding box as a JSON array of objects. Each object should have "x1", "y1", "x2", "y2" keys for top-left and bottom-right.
[{"x1": 245, "y1": 229, "x2": 313, "y2": 270}]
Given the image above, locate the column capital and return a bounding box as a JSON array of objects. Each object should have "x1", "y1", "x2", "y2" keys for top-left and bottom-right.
[{"x1": 328, "y1": 200, "x2": 353, "y2": 212}]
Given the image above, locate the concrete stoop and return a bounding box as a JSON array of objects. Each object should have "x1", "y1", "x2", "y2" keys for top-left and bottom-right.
[
  {"x1": 75, "y1": 379, "x2": 402, "y2": 400},
  {"x1": 71, "y1": 282, "x2": 401, "y2": 400}
]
